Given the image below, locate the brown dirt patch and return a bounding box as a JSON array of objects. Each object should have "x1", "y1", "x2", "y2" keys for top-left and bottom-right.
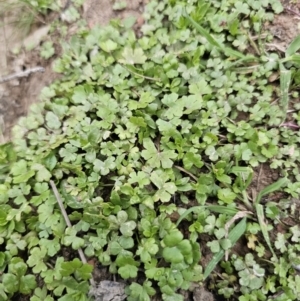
[
  {"x1": 0, "y1": 0, "x2": 147, "y2": 143},
  {"x1": 252, "y1": 163, "x2": 280, "y2": 194},
  {"x1": 0, "y1": 51, "x2": 59, "y2": 142},
  {"x1": 83, "y1": 0, "x2": 147, "y2": 29},
  {"x1": 264, "y1": 1, "x2": 300, "y2": 52}
]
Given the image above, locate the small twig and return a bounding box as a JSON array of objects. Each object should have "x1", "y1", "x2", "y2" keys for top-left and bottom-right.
[
  {"x1": 265, "y1": 43, "x2": 286, "y2": 53},
  {"x1": 250, "y1": 33, "x2": 267, "y2": 41},
  {"x1": 50, "y1": 180, "x2": 96, "y2": 287},
  {"x1": 287, "y1": 109, "x2": 300, "y2": 113},
  {"x1": 285, "y1": 6, "x2": 300, "y2": 18},
  {"x1": 0, "y1": 67, "x2": 45, "y2": 84},
  {"x1": 280, "y1": 122, "x2": 300, "y2": 129},
  {"x1": 50, "y1": 181, "x2": 72, "y2": 228},
  {"x1": 174, "y1": 165, "x2": 198, "y2": 182}
]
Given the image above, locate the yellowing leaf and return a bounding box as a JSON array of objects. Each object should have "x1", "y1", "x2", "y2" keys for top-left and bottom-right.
[{"x1": 247, "y1": 234, "x2": 257, "y2": 250}]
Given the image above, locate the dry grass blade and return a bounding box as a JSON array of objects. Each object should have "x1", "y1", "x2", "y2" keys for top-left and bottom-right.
[
  {"x1": 225, "y1": 211, "x2": 252, "y2": 235},
  {"x1": 0, "y1": 67, "x2": 45, "y2": 84}
]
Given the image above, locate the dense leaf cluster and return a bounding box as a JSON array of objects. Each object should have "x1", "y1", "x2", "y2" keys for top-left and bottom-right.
[{"x1": 1, "y1": 0, "x2": 300, "y2": 300}]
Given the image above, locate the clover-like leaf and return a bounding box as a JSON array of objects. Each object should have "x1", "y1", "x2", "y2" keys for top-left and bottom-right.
[
  {"x1": 141, "y1": 139, "x2": 177, "y2": 169},
  {"x1": 93, "y1": 157, "x2": 116, "y2": 175},
  {"x1": 60, "y1": 258, "x2": 93, "y2": 281},
  {"x1": 3, "y1": 273, "x2": 18, "y2": 293},
  {"x1": 99, "y1": 39, "x2": 118, "y2": 52},
  {"x1": 136, "y1": 238, "x2": 159, "y2": 263},
  {"x1": 120, "y1": 221, "x2": 137, "y2": 237},
  {"x1": 27, "y1": 246, "x2": 48, "y2": 273},
  {"x1": 31, "y1": 286, "x2": 54, "y2": 301},
  {"x1": 118, "y1": 264, "x2": 138, "y2": 279},
  {"x1": 39, "y1": 238, "x2": 61, "y2": 257},
  {"x1": 217, "y1": 188, "x2": 237, "y2": 204},
  {"x1": 59, "y1": 144, "x2": 78, "y2": 162},
  {"x1": 19, "y1": 274, "x2": 37, "y2": 294},
  {"x1": 31, "y1": 163, "x2": 52, "y2": 182},
  {"x1": 128, "y1": 171, "x2": 150, "y2": 187},
  {"x1": 11, "y1": 160, "x2": 35, "y2": 184},
  {"x1": 128, "y1": 281, "x2": 156, "y2": 300},
  {"x1": 150, "y1": 170, "x2": 177, "y2": 202},
  {"x1": 118, "y1": 47, "x2": 147, "y2": 65},
  {"x1": 163, "y1": 230, "x2": 183, "y2": 247},
  {"x1": 45, "y1": 112, "x2": 61, "y2": 130},
  {"x1": 183, "y1": 152, "x2": 203, "y2": 169},
  {"x1": 189, "y1": 79, "x2": 212, "y2": 95},
  {"x1": 162, "y1": 247, "x2": 184, "y2": 264},
  {"x1": 62, "y1": 227, "x2": 85, "y2": 250}
]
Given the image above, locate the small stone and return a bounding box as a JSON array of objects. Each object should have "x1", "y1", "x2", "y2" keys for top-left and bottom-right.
[
  {"x1": 193, "y1": 286, "x2": 214, "y2": 301},
  {"x1": 89, "y1": 281, "x2": 126, "y2": 301}
]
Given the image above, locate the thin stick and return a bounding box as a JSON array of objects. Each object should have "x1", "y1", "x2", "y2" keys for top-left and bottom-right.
[
  {"x1": 265, "y1": 43, "x2": 286, "y2": 53},
  {"x1": 285, "y1": 6, "x2": 300, "y2": 18},
  {"x1": 280, "y1": 122, "x2": 300, "y2": 129},
  {"x1": 50, "y1": 180, "x2": 96, "y2": 287},
  {"x1": 174, "y1": 165, "x2": 198, "y2": 182},
  {"x1": 0, "y1": 67, "x2": 45, "y2": 84}
]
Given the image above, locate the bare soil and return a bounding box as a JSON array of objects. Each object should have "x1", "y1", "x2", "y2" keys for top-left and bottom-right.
[{"x1": 265, "y1": 1, "x2": 300, "y2": 52}]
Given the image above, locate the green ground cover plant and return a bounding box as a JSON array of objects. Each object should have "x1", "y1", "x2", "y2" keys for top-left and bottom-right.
[{"x1": 1, "y1": 0, "x2": 300, "y2": 300}]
